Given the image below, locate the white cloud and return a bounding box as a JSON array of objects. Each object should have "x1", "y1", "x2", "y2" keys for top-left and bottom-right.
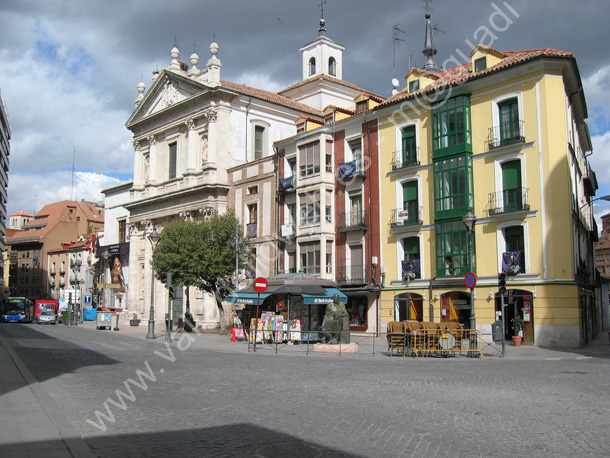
[{"x1": 8, "y1": 170, "x2": 122, "y2": 216}]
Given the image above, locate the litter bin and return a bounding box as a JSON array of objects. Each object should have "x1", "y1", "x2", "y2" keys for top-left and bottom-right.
[
  {"x1": 83, "y1": 308, "x2": 97, "y2": 321},
  {"x1": 96, "y1": 311, "x2": 112, "y2": 330},
  {"x1": 492, "y1": 319, "x2": 504, "y2": 342},
  {"x1": 111, "y1": 313, "x2": 120, "y2": 331}
]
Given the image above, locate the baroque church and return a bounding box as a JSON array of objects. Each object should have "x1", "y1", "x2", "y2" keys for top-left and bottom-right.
[{"x1": 124, "y1": 18, "x2": 370, "y2": 329}]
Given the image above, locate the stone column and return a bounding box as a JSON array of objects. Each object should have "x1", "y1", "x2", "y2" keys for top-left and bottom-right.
[
  {"x1": 185, "y1": 118, "x2": 198, "y2": 173},
  {"x1": 206, "y1": 110, "x2": 218, "y2": 165},
  {"x1": 132, "y1": 141, "x2": 144, "y2": 188}
]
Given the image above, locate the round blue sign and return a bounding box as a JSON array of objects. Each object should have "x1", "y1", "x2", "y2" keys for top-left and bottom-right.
[{"x1": 464, "y1": 272, "x2": 477, "y2": 289}]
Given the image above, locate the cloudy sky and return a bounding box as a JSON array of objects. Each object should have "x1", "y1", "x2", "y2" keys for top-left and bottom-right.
[{"x1": 1, "y1": 0, "x2": 609, "y2": 224}]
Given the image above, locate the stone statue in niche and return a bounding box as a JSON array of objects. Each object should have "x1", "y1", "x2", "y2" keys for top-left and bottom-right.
[
  {"x1": 201, "y1": 135, "x2": 208, "y2": 164},
  {"x1": 319, "y1": 294, "x2": 350, "y2": 344}
]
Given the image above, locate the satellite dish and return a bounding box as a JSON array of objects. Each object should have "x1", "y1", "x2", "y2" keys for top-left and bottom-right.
[{"x1": 391, "y1": 78, "x2": 400, "y2": 88}]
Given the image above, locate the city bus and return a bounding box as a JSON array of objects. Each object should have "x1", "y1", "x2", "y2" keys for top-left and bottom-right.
[{"x1": 1, "y1": 297, "x2": 34, "y2": 323}]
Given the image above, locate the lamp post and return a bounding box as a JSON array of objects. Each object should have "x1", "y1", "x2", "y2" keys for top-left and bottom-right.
[
  {"x1": 462, "y1": 208, "x2": 477, "y2": 331},
  {"x1": 147, "y1": 228, "x2": 161, "y2": 339}
]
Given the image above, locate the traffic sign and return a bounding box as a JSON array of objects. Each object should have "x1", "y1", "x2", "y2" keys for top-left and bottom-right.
[
  {"x1": 253, "y1": 277, "x2": 268, "y2": 293},
  {"x1": 464, "y1": 272, "x2": 477, "y2": 289}
]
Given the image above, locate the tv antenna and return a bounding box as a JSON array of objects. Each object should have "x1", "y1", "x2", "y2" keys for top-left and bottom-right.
[{"x1": 392, "y1": 24, "x2": 405, "y2": 79}]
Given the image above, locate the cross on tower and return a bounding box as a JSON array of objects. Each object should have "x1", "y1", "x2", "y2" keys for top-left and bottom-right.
[
  {"x1": 423, "y1": 0, "x2": 433, "y2": 14},
  {"x1": 318, "y1": 0, "x2": 326, "y2": 19}
]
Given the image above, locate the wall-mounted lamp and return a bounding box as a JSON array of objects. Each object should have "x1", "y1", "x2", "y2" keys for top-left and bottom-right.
[
  {"x1": 422, "y1": 293, "x2": 427, "y2": 301},
  {"x1": 434, "y1": 293, "x2": 439, "y2": 301},
  {"x1": 371, "y1": 256, "x2": 378, "y2": 267},
  {"x1": 488, "y1": 291, "x2": 494, "y2": 299}
]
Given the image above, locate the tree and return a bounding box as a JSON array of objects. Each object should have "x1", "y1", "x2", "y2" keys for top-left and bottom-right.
[{"x1": 154, "y1": 211, "x2": 251, "y2": 333}]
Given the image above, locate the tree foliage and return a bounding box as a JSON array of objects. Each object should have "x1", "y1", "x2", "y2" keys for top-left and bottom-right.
[{"x1": 154, "y1": 211, "x2": 251, "y2": 306}]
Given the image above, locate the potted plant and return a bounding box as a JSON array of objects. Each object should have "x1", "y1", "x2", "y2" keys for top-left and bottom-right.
[
  {"x1": 511, "y1": 315, "x2": 524, "y2": 346},
  {"x1": 130, "y1": 313, "x2": 141, "y2": 326}
]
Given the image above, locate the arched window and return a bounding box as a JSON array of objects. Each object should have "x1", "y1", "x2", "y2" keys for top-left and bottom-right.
[
  {"x1": 309, "y1": 57, "x2": 316, "y2": 76},
  {"x1": 328, "y1": 57, "x2": 336, "y2": 76}
]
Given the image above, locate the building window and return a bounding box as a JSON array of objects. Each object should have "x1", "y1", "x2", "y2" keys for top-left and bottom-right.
[
  {"x1": 349, "y1": 193, "x2": 363, "y2": 225},
  {"x1": 401, "y1": 125, "x2": 417, "y2": 166},
  {"x1": 254, "y1": 125, "x2": 265, "y2": 160},
  {"x1": 434, "y1": 155, "x2": 473, "y2": 219},
  {"x1": 309, "y1": 57, "x2": 316, "y2": 76},
  {"x1": 168, "y1": 142, "x2": 177, "y2": 179},
  {"x1": 299, "y1": 141, "x2": 320, "y2": 177},
  {"x1": 328, "y1": 57, "x2": 336, "y2": 76},
  {"x1": 326, "y1": 190, "x2": 333, "y2": 223},
  {"x1": 504, "y1": 225, "x2": 525, "y2": 274},
  {"x1": 409, "y1": 79, "x2": 420, "y2": 92},
  {"x1": 287, "y1": 250, "x2": 296, "y2": 273},
  {"x1": 498, "y1": 98, "x2": 520, "y2": 145},
  {"x1": 474, "y1": 57, "x2": 486, "y2": 72},
  {"x1": 402, "y1": 236, "x2": 421, "y2": 280},
  {"x1": 118, "y1": 220, "x2": 126, "y2": 244},
  {"x1": 401, "y1": 181, "x2": 419, "y2": 224},
  {"x1": 435, "y1": 220, "x2": 471, "y2": 277},
  {"x1": 348, "y1": 138, "x2": 362, "y2": 168},
  {"x1": 432, "y1": 95, "x2": 472, "y2": 157},
  {"x1": 300, "y1": 241, "x2": 320, "y2": 274},
  {"x1": 299, "y1": 192, "x2": 320, "y2": 226},
  {"x1": 501, "y1": 159, "x2": 523, "y2": 212},
  {"x1": 246, "y1": 204, "x2": 258, "y2": 238},
  {"x1": 248, "y1": 204, "x2": 257, "y2": 224},
  {"x1": 326, "y1": 240, "x2": 333, "y2": 274},
  {"x1": 247, "y1": 186, "x2": 258, "y2": 195}
]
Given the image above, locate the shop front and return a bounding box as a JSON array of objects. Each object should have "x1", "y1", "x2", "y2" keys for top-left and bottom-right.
[
  {"x1": 228, "y1": 272, "x2": 347, "y2": 342},
  {"x1": 495, "y1": 289, "x2": 534, "y2": 342}
]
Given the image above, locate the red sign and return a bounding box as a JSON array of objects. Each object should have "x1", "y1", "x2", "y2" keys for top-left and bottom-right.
[
  {"x1": 253, "y1": 277, "x2": 268, "y2": 294},
  {"x1": 464, "y1": 272, "x2": 477, "y2": 289}
]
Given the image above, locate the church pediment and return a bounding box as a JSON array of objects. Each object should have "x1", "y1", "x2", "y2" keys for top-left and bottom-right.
[{"x1": 127, "y1": 70, "x2": 208, "y2": 127}]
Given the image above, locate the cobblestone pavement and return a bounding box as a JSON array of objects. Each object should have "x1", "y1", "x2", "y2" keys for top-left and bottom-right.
[{"x1": 2, "y1": 321, "x2": 610, "y2": 457}]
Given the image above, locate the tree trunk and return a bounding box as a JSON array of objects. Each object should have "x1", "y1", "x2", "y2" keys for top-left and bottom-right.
[{"x1": 217, "y1": 300, "x2": 233, "y2": 335}]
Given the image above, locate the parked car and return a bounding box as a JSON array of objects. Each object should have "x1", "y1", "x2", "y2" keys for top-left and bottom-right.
[{"x1": 36, "y1": 310, "x2": 57, "y2": 324}]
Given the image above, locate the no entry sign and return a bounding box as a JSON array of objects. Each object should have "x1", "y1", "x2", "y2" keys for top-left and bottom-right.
[
  {"x1": 254, "y1": 277, "x2": 268, "y2": 294},
  {"x1": 464, "y1": 272, "x2": 477, "y2": 289}
]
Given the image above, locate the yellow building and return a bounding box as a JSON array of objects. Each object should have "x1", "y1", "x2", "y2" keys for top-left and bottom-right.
[{"x1": 375, "y1": 45, "x2": 601, "y2": 348}]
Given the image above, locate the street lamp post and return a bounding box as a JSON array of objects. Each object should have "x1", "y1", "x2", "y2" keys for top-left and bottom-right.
[
  {"x1": 147, "y1": 228, "x2": 161, "y2": 339},
  {"x1": 462, "y1": 208, "x2": 477, "y2": 331}
]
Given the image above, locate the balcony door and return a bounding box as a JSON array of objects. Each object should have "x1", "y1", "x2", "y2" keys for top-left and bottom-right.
[
  {"x1": 499, "y1": 98, "x2": 519, "y2": 145},
  {"x1": 502, "y1": 160, "x2": 522, "y2": 212}
]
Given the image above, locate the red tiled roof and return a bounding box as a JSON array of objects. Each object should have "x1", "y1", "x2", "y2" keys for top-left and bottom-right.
[
  {"x1": 220, "y1": 80, "x2": 323, "y2": 117},
  {"x1": 278, "y1": 74, "x2": 372, "y2": 97},
  {"x1": 7, "y1": 200, "x2": 103, "y2": 244},
  {"x1": 10, "y1": 210, "x2": 32, "y2": 217},
  {"x1": 382, "y1": 48, "x2": 574, "y2": 106}
]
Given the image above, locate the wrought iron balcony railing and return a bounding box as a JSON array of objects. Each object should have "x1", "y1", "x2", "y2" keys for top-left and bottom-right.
[
  {"x1": 338, "y1": 161, "x2": 366, "y2": 180},
  {"x1": 488, "y1": 188, "x2": 530, "y2": 215},
  {"x1": 487, "y1": 120, "x2": 525, "y2": 149},
  {"x1": 337, "y1": 264, "x2": 370, "y2": 286},
  {"x1": 390, "y1": 205, "x2": 423, "y2": 228},
  {"x1": 337, "y1": 210, "x2": 368, "y2": 232},
  {"x1": 391, "y1": 147, "x2": 420, "y2": 170}
]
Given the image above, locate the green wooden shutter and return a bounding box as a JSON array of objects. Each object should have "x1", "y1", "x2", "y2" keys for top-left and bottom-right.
[
  {"x1": 502, "y1": 160, "x2": 522, "y2": 211},
  {"x1": 505, "y1": 226, "x2": 524, "y2": 252},
  {"x1": 403, "y1": 237, "x2": 419, "y2": 259}
]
